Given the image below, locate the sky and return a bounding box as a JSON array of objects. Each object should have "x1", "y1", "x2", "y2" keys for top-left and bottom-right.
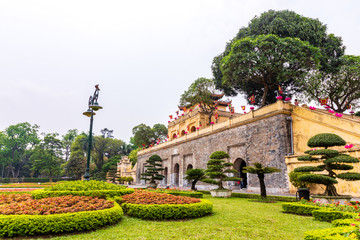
[{"x1": 1, "y1": 0, "x2": 360, "y2": 143}]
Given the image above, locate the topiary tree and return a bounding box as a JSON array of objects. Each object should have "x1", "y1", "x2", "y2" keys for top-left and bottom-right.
[
  {"x1": 295, "y1": 133, "x2": 360, "y2": 196},
  {"x1": 184, "y1": 168, "x2": 205, "y2": 191},
  {"x1": 140, "y1": 154, "x2": 165, "y2": 188},
  {"x1": 202, "y1": 151, "x2": 241, "y2": 189},
  {"x1": 289, "y1": 171, "x2": 309, "y2": 189},
  {"x1": 244, "y1": 162, "x2": 281, "y2": 198}
]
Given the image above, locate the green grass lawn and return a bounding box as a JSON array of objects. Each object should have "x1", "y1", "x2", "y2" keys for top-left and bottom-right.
[{"x1": 31, "y1": 195, "x2": 331, "y2": 240}]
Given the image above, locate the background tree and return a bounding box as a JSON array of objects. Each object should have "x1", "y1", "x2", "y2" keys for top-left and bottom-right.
[
  {"x1": 128, "y1": 148, "x2": 139, "y2": 167},
  {"x1": 132, "y1": 123, "x2": 167, "y2": 148},
  {"x1": 3, "y1": 122, "x2": 39, "y2": 178},
  {"x1": 212, "y1": 10, "x2": 344, "y2": 105},
  {"x1": 31, "y1": 133, "x2": 63, "y2": 182},
  {"x1": 301, "y1": 55, "x2": 360, "y2": 112},
  {"x1": 184, "y1": 168, "x2": 205, "y2": 191},
  {"x1": 220, "y1": 34, "x2": 320, "y2": 106},
  {"x1": 63, "y1": 135, "x2": 86, "y2": 180},
  {"x1": 140, "y1": 154, "x2": 165, "y2": 188},
  {"x1": 202, "y1": 151, "x2": 241, "y2": 189},
  {"x1": 61, "y1": 129, "x2": 78, "y2": 162},
  {"x1": 244, "y1": 162, "x2": 281, "y2": 198},
  {"x1": 179, "y1": 77, "x2": 226, "y2": 123},
  {"x1": 295, "y1": 133, "x2": 360, "y2": 196},
  {"x1": 0, "y1": 132, "x2": 10, "y2": 178}
]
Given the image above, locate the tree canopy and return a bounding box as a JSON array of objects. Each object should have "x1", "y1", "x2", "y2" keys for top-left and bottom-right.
[
  {"x1": 212, "y1": 10, "x2": 344, "y2": 106},
  {"x1": 220, "y1": 34, "x2": 320, "y2": 106},
  {"x1": 132, "y1": 123, "x2": 167, "y2": 148}
]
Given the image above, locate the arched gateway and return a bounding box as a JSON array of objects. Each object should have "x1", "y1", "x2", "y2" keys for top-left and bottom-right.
[{"x1": 234, "y1": 158, "x2": 247, "y2": 188}]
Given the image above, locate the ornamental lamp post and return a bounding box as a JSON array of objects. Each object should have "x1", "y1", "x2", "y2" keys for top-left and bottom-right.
[{"x1": 83, "y1": 85, "x2": 103, "y2": 181}]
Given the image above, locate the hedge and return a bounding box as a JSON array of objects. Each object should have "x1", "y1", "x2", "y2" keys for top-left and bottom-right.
[
  {"x1": 312, "y1": 209, "x2": 358, "y2": 222},
  {"x1": 304, "y1": 226, "x2": 355, "y2": 240},
  {"x1": 31, "y1": 189, "x2": 135, "y2": 199},
  {"x1": 332, "y1": 218, "x2": 360, "y2": 227},
  {"x1": 282, "y1": 203, "x2": 321, "y2": 216},
  {"x1": 0, "y1": 178, "x2": 74, "y2": 183},
  {"x1": 0, "y1": 202, "x2": 123, "y2": 237},
  {"x1": 151, "y1": 190, "x2": 203, "y2": 198},
  {"x1": 121, "y1": 199, "x2": 213, "y2": 220}
]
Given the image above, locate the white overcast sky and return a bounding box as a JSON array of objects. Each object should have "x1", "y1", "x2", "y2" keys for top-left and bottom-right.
[{"x1": 1, "y1": 0, "x2": 359, "y2": 143}]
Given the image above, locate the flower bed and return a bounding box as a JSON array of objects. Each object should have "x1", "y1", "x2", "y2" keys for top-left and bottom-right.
[
  {"x1": 0, "y1": 188, "x2": 39, "y2": 192},
  {"x1": 0, "y1": 183, "x2": 55, "y2": 188},
  {"x1": 0, "y1": 201, "x2": 123, "y2": 237},
  {"x1": 146, "y1": 188, "x2": 203, "y2": 198},
  {"x1": 119, "y1": 191, "x2": 212, "y2": 220},
  {"x1": 0, "y1": 194, "x2": 113, "y2": 215}
]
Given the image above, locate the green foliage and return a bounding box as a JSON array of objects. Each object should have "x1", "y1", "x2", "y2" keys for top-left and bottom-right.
[
  {"x1": 282, "y1": 202, "x2": 321, "y2": 216},
  {"x1": 121, "y1": 199, "x2": 213, "y2": 220},
  {"x1": 289, "y1": 171, "x2": 310, "y2": 188},
  {"x1": 337, "y1": 172, "x2": 360, "y2": 181},
  {"x1": 204, "y1": 151, "x2": 240, "y2": 190},
  {"x1": 63, "y1": 135, "x2": 86, "y2": 180},
  {"x1": 312, "y1": 209, "x2": 357, "y2": 222},
  {"x1": 231, "y1": 193, "x2": 297, "y2": 202},
  {"x1": 132, "y1": 123, "x2": 167, "y2": 148},
  {"x1": 140, "y1": 154, "x2": 165, "y2": 184},
  {"x1": 297, "y1": 155, "x2": 318, "y2": 161},
  {"x1": 332, "y1": 218, "x2": 360, "y2": 227},
  {"x1": 61, "y1": 129, "x2": 78, "y2": 162},
  {"x1": 31, "y1": 188, "x2": 134, "y2": 199},
  {"x1": 128, "y1": 148, "x2": 139, "y2": 166},
  {"x1": 0, "y1": 202, "x2": 123, "y2": 237},
  {"x1": 309, "y1": 149, "x2": 339, "y2": 157},
  {"x1": 355, "y1": 111, "x2": 360, "y2": 117},
  {"x1": 293, "y1": 166, "x2": 323, "y2": 172},
  {"x1": 307, "y1": 133, "x2": 346, "y2": 148},
  {"x1": 304, "y1": 226, "x2": 355, "y2": 240},
  {"x1": 220, "y1": 34, "x2": 320, "y2": 106},
  {"x1": 299, "y1": 174, "x2": 338, "y2": 185},
  {"x1": 179, "y1": 78, "x2": 224, "y2": 123},
  {"x1": 44, "y1": 180, "x2": 126, "y2": 191},
  {"x1": 302, "y1": 55, "x2": 360, "y2": 113},
  {"x1": 184, "y1": 168, "x2": 206, "y2": 191},
  {"x1": 212, "y1": 10, "x2": 344, "y2": 105},
  {"x1": 324, "y1": 155, "x2": 360, "y2": 164}
]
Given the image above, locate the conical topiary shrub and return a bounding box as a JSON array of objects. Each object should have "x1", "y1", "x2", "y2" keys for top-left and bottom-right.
[
  {"x1": 295, "y1": 133, "x2": 360, "y2": 196},
  {"x1": 140, "y1": 154, "x2": 165, "y2": 188},
  {"x1": 202, "y1": 151, "x2": 241, "y2": 189}
]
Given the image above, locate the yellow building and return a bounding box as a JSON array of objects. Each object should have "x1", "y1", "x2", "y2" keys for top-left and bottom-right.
[{"x1": 168, "y1": 94, "x2": 241, "y2": 140}]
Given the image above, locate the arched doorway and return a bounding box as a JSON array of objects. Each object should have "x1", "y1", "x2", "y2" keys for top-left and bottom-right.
[
  {"x1": 181, "y1": 130, "x2": 186, "y2": 136},
  {"x1": 187, "y1": 164, "x2": 193, "y2": 170},
  {"x1": 164, "y1": 167, "x2": 168, "y2": 186},
  {"x1": 234, "y1": 158, "x2": 247, "y2": 188},
  {"x1": 173, "y1": 163, "x2": 179, "y2": 186},
  {"x1": 190, "y1": 126, "x2": 196, "y2": 133},
  {"x1": 172, "y1": 133, "x2": 177, "y2": 139}
]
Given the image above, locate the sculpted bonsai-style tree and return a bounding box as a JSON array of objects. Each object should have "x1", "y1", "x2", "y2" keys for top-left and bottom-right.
[
  {"x1": 202, "y1": 151, "x2": 241, "y2": 190},
  {"x1": 140, "y1": 154, "x2": 165, "y2": 188},
  {"x1": 244, "y1": 162, "x2": 281, "y2": 198},
  {"x1": 295, "y1": 133, "x2": 360, "y2": 196},
  {"x1": 184, "y1": 168, "x2": 206, "y2": 191}
]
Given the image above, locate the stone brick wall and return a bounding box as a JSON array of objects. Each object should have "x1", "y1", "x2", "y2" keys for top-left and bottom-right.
[{"x1": 137, "y1": 113, "x2": 292, "y2": 193}]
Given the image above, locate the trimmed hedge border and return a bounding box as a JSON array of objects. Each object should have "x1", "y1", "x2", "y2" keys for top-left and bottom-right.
[
  {"x1": 312, "y1": 209, "x2": 358, "y2": 222},
  {"x1": 0, "y1": 202, "x2": 123, "y2": 237},
  {"x1": 304, "y1": 226, "x2": 355, "y2": 240},
  {"x1": 198, "y1": 191, "x2": 298, "y2": 202},
  {"x1": 282, "y1": 202, "x2": 321, "y2": 216},
  {"x1": 121, "y1": 199, "x2": 213, "y2": 220},
  {"x1": 31, "y1": 188, "x2": 135, "y2": 199},
  {"x1": 152, "y1": 190, "x2": 203, "y2": 198}
]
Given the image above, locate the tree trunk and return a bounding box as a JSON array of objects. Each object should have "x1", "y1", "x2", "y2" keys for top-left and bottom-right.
[
  {"x1": 325, "y1": 184, "x2": 338, "y2": 196},
  {"x1": 191, "y1": 180, "x2": 197, "y2": 191},
  {"x1": 261, "y1": 85, "x2": 269, "y2": 107},
  {"x1": 258, "y1": 173, "x2": 267, "y2": 198}
]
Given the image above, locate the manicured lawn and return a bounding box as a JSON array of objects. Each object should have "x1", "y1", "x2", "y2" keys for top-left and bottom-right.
[{"x1": 31, "y1": 195, "x2": 331, "y2": 240}]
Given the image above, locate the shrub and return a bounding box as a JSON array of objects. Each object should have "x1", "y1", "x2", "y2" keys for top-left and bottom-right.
[
  {"x1": 312, "y1": 209, "x2": 358, "y2": 222},
  {"x1": 149, "y1": 189, "x2": 203, "y2": 198},
  {"x1": 44, "y1": 180, "x2": 126, "y2": 191},
  {"x1": 304, "y1": 226, "x2": 355, "y2": 240},
  {"x1": 232, "y1": 193, "x2": 297, "y2": 202},
  {"x1": 121, "y1": 199, "x2": 213, "y2": 220},
  {"x1": 332, "y1": 218, "x2": 360, "y2": 227},
  {"x1": 282, "y1": 202, "x2": 321, "y2": 216},
  {"x1": 31, "y1": 189, "x2": 134, "y2": 199},
  {"x1": 140, "y1": 154, "x2": 165, "y2": 186},
  {"x1": 0, "y1": 202, "x2": 123, "y2": 237},
  {"x1": 122, "y1": 191, "x2": 200, "y2": 204}
]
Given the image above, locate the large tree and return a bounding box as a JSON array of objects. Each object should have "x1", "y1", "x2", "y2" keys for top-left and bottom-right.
[
  {"x1": 61, "y1": 129, "x2": 78, "y2": 162},
  {"x1": 212, "y1": 10, "x2": 344, "y2": 105},
  {"x1": 179, "y1": 77, "x2": 225, "y2": 123},
  {"x1": 63, "y1": 135, "x2": 86, "y2": 180},
  {"x1": 301, "y1": 55, "x2": 360, "y2": 112},
  {"x1": 31, "y1": 133, "x2": 64, "y2": 182},
  {"x1": 3, "y1": 122, "x2": 39, "y2": 178},
  {"x1": 132, "y1": 123, "x2": 167, "y2": 148},
  {"x1": 220, "y1": 34, "x2": 320, "y2": 106}
]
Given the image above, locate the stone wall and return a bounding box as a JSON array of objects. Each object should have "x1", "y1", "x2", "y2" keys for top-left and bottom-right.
[{"x1": 137, "y1": 112, "x2": 292, "y2": 193}]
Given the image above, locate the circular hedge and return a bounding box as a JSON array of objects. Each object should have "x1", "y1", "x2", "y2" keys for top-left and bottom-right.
[
  {"x1": 121, "y1": 199, "x2": 213, "y2": 220},
  {"x1": 0, "y1": 201, "x2": 123, "y2": 237},
  {"x1": 307, "y1": 133, "x2": 346, "y2": 148}
]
